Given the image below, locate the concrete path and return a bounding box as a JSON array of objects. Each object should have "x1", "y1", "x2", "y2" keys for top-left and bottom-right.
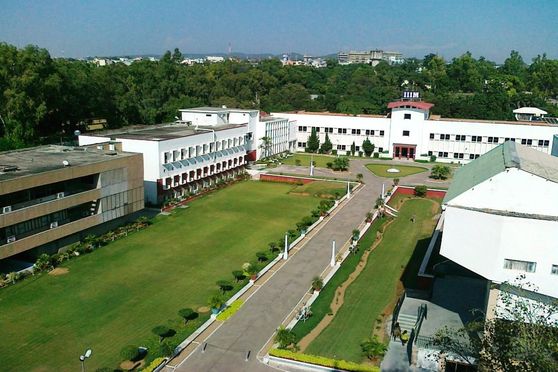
[{"x1": 172, "y1": 159, "x2": 449, "y2": 372}]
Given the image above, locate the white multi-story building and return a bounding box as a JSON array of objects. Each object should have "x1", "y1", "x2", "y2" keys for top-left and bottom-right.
[
  {"x1": 79, "y1": 107, "x2": 296, "y2": 204},
  {"x1": 274, "y1": 101, "x2": 558, "y2": 163},
  {"x1": 439, "y1": 141, "x2": 558, "y2": 323}
]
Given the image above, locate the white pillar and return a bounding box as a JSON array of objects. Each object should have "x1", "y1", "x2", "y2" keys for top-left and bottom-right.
[
  {"x1": 346, "y1": 181, "x2": 351, "y2": 199},
  {"x1": 310, "y1": 154, "x2": 314, "y2": 176},
  {"x1": 381, "y1": 183, "x2": 385, "y2": 199},
  {"x1": 283, "y1": 233, "x2": 289, "y2": 260},
  {"x1": 330, "y1": 240, "x2": 336, "y2": 267}
]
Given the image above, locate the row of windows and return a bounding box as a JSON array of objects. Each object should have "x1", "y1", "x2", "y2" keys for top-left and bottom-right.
[
  {"x1": 298, "y1": 126, "x2": 385, "y2": 137},
  {"x1": 503, "y1": 259, "x2": 558, "y2": 275},
  {"x1": 297, "y1": 142, "x2": 383, "y2": 152},
  {"x1": 429, "y1": 133, "x2": 550, "y2": 147},
  {"x1": 163, "y1": 137, "x2": 244, "y2": 164},
  {"x1": 428, "y1": 151, "x2": 480, "y2": 160}
]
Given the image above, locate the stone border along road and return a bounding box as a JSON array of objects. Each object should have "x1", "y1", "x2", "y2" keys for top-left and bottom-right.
[{"x1": 166, "y1": 159, "x2": 449, "y2": 372}]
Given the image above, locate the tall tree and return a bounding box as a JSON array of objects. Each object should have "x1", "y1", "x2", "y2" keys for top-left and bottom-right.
[
  {"x1": 362, "y1": 137, "x2": 375, "y2": 156},
  {"x1": 320, "y1": 133, "x2": 332, "y2": 153},
  {"x1": 306, "y1": 127, "x2": 320, "y2": 153}
]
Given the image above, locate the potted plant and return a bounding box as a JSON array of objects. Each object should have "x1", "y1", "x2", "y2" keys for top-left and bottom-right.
[
  {"x1": 208, "y1": 294, "x2": 225, "y2": 315},
  {"x1": 365, "y1": 212, "x2": 373, "y2": 223},
  {"x1": 311, "y1": 276, "x2": 323, "y2": 293},
  {"x1": 246, "y1": 263, "x2": 259, "y2": 281}
]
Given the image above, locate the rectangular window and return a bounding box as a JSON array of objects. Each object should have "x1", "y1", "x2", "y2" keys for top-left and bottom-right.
[
  {"x1": 403, "y1": 130, "x2": 410, "y2": 136},
  {"x1": 444, "y1": 152, "x2": 448, "y2": 158},
  {"x1": 494, "y1": 137, "x2": 499, "y2": 144},
  {"x1": 488, "y1": 137, "x2": 494, "y2": 143},
  {"x1": 521, "y1": 139, "x2": 527, "y2": 145},
  {"x1": 430, "y1": 133, "x2": 435, "y2": 139},
  {"x1": 378, "y1": 147, "x2": 383, "y2": 152},
  {"x1": 356, "y1": 129, "x2": 361, "y2": 135},
  {"x1": 552, "y1": 265, "x2": 558, "y2": 275},
  {"x1": 544, "y1": 140, "x2": 549, "y2": 147},
  {"x1": 438, "y1": 151, "x2": 443, "y2": 157},
  {"x1": 538, "y1": 140, "x2": 544, "y2": 146},
  {"x1": 380, "y1": 130, "x2": 384, "y2": 136},
  {"x1": 365, "y1": 130, "x2": 370, "y2": 135},
  {"x1": 455, "y1": 135, "x2": 461, "y2": 141},
  {"x1": 370, "y1": 130, "x2": 375, "y2": 135},
  {"x1": 459, "y1": 153, "x2": 464, "y2": 159},
  {"x1": 453, "y1": 153, "x2": 459, "y2": 159},
  {"x1": 469, "y1": 154, "x2": 475, "y2": 160},
  {"x1": 352, "y1": 129, "x2": 357, "y2": 135},
  {"x1": 404, "y1": 113, "x2": 411, "y2": 120},
  {"x1": 439, "y1": 134, "x2": 445, "y2": 140},
  {"x1": 355, "y1": 146, "x2": 360, "y2": 151},
  {"x1": 504, "y1": 259, "x2": 536, "y2": 273},
  {"x1": 445, "y1": 134, "x2": 450, "y2": 140},
  {"x1": 315, "y1": 127, "x2": 320, "y2": 133},
  {"x1": 527, "y1": 139, "x2": 533, "y2": 145},
  {"x1": 428, "y1": 151, "x2": 433, "y2": 156}
]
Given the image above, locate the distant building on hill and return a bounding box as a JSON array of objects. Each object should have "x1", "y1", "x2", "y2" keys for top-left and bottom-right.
[{"x1": 337, "y1": 49, "x2": 404, "y2": 65}]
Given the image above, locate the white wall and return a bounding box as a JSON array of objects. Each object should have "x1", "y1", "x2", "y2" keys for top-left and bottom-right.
[{"x1": 441, "y1": 207, "x2": 558, "y2": 298}]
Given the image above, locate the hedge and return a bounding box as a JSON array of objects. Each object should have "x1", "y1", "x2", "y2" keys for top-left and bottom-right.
[
  {"x1": 269, "y1": 349, "x2": 379, "y2": 372},
  {"x1": 216, "y1": 299, "x2": 244, "y2": 321},
  {"x1": 141, "y1": 357, "x2": 166, "y2": 372}
]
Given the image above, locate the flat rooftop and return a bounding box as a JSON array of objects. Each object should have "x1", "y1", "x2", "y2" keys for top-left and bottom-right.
[
  {"x1": 0, "y1": 145, "x2": 138, "y2": 181},
  {"x1": 82, "y1": 123, "x2": 247, "y2": 142},
  {"x1": 179, "y1": 107, "x2": 258, "y2": 114}
]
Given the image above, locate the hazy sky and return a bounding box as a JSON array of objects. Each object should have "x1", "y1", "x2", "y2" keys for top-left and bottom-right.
[{"x1": 1, "y1": 0, "x2": 557, "y2": 62}]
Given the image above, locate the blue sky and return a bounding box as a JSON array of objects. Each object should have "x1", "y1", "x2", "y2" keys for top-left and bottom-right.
[{"x1": 0, "y1": 0, "x2": 556, "y2": 62}]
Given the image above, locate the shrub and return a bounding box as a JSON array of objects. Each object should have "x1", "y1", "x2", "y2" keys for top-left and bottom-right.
[
  {"x1": 142, "y1": 358, "x2": 166, "y2": 372},
  {"x1": 311, "y1": 276, "x2": 323, "y2": 292},
  {"x1": 268, "y1": 242, "x2": 279, "y2": 253},
  {"x1": 120, "y1": 345, "x2": 140, "y2": 361},
  {"x1": 178, "y1": 308, "x2": 198, "y2": 325},
  {"x1": 269, "y1": 349, "x2": 379, "y2": 372},
  {"x1": 34, "y1": 253, "x2": 52, "y2": 272},
  {"x1": 430, "y1": 154, "x2": 437, "y2": 162},
  {"x1": 373, "y1": 152, "x2": 379, "y2": 158},
  {"x1": 159, "y1": 341, "x2": 174, "y2": 357},
  {"x1": 256, "y1": 252, "x2": 269, "y2": 262},
  {"x1": 393, "y1": 178, "x2": 400, "y2": 186},
  {"x1": 216, "y1": 300, "x2": 244, "y2": 321},
  {"x1": 326, "y1": 162, "x2": 333, "y2": 169},
  {"x1": 232, "y1": 270, "x2": 245, "y2": 282},
  {"x1": 216, "y1": 280, "x2": 233, "y2": 293},
  {"x1": 360, "y1": 336, "x2": 387, "y2": 360},
  {"x1": 414, "y1": 185, "x2": 428, "y2": 197},
  {"x1": 208, "y1": 293, "x2": 225, "y2": 310},
  {"x1": 152, "y1": 325, "x2": 171, "y2": 343},
  {"x1": 430, "y1": 164, "x2": 452, "y2": 180},
  {"x1": 275, "y1": 326, "x2": 297, "y2": 349}
]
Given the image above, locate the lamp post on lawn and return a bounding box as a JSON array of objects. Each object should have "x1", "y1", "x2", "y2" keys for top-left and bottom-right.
[{"x1": 79, "y1": 349, "x2": 92, "y2": 372}]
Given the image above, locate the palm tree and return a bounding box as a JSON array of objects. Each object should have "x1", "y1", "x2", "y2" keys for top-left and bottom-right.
[
  {"x1": 275, "y1": 326, "x2": 297, "y2": 349},
  {"x1": 360, "y1": 336, "x2": 387, "y2": 360}
]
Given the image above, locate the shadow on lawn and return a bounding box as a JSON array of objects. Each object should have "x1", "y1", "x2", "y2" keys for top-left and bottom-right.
[{"x1": 400, "y1": 237, "x2": 431, "y2": 290}]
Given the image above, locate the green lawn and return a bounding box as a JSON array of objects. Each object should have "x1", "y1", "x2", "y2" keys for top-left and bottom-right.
[
  {"x1": 366, "y1": 163, "x2": 427, "y2": 178},
  {"x1": 282, "y1": 153, "x2": 339, "y2": 168},
  {"x1": 0, "y1": 181, "x2": 326, "y2": 371},
  {"x1": 304, "y1": 195, "x2": 440, "y2": 362},
  {"x1": 290, "y1": 181, "x2": 347, "y2": 199}
]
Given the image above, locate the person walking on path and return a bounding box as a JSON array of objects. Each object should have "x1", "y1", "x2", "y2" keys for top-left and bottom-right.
[
  {"x1": 392, "y1": 322, "x2": 401, "y2": 341},
  {"x1": 400, "y1": 330, "x2": 409, "y2": 345}
]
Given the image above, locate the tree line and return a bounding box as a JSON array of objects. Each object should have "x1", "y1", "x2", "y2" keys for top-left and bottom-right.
[{"x1": 1, "y1": 42, "x2": 557, "y2": 150}]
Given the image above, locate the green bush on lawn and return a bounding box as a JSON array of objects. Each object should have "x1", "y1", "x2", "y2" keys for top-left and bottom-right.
[
  {"x1": 142, "y1": 357, "x2": 166, "y2": 372},
  {"x1": 269, "y1": 349, "x2": 379, "y2": 372}
]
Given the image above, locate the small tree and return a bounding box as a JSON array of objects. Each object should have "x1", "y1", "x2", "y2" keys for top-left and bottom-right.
[
  {"x1": 332, "y1": 156, "x2": 349, "y2": 171},
  {"x1": 208, "y1": 294, "x2": 225, "y2": 310},
  {"x1": 152, "y1": 325, "x2": 171, "y2": 343},
  {"x1": 159, "y1": 341, "x2": 174, "y2": 357},
  {"x1": 320, "y1": 133, "x2": 333, "y2": 154},
  {"x1": 356, "y1": 173, "x2": 363, "y2": 182},
  {"x1": 362, "y1": 137, "x2": 375, "y2": 157},
  {"x1": 352, "y1": 229, "x2": 360, "y2": 242},
  {"x1": 365, "y1": 212, "x2": 373, "y2": 222},
  {"x1": 430, "y1": 164, "x2": 452, "y2": 180},
  {"x1": 216, "y1": 280, "x2": 233, "y2": 293},
  {"x1": 275, "y1": 326, "x2": 297, "y2": 349},
  {"x1": 232, "y1": 270, "x2": 245, "y2": 282},
  {"x1": 375, "y1": 197, "x2": 385, "y2": 209},
  {"x1": 306, "y1": 128, "x2": 320, "y2": 153},
  {"x1": 120, "y1": 345, "x2": 140, "y2": 362},
  {"x1": 393, "y1": 178, "x2": 400, "y2": 186},
  {"x1": 178, "y1": 308, "x2": 198, "y2": 325},
  {"x1": 350, "y1": 141, "x2": 356, "y2": 156},
  {"x1": 360, "y1": 336, "x2": 387, "y2": 360},
  {"x1": 259, "y1": 136, "x2": 272, "y2": 158},
  {"x1": 414, "y1": 185, "x2": 428, "y2": 197}
]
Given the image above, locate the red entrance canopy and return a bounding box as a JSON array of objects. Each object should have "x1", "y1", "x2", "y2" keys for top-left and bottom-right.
[{"x1": 387, "y1": 101, "x2": 434, "y2": 111}]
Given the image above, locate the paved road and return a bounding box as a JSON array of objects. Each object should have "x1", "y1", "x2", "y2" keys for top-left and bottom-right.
[{"x1": 175, "y1": 160, "x2": 449, "y2": 372}]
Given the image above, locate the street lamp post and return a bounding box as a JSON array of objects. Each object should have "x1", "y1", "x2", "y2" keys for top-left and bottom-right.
[
  {"x1": 310, "y1": 153, "x2": 314, "y2": 176},
  {"x1": 79, "y1": 349, "x2": 92, "y2": 372}
]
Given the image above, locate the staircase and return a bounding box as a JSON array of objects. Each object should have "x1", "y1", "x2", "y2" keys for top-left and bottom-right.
[{"x1": 397, "y1": 313, "x2": 417, "y2": 333}]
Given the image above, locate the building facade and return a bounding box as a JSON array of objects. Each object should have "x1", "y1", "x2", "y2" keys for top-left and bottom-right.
[
  {"x1": 337, "y1": 50, "x2": 404, "y2": 65},
  {"x1": 0, "y1": 145, "x2": 144, "y2": 261},
  {"x1": 80, "y1": 107, "x2": 297, "y2": 205},
  {"x1": 274, "y1": 101, "x2": 558, "y2": 163}
]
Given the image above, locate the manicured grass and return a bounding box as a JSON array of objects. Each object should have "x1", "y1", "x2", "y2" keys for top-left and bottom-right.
[
  {"x1": 282, "y1": 153, "x2": 338, "y2": 168},
  {"x1": 290, "y1": 181, "x2": 347, "y2": 199},
  {"x1": 304, "y1": 195, "x2": 440, "y2": 362},
  {"x1": 292, "y1": 218, "x2": 388, "y2": 341},
  {"x1": 366, "y1": 163, "x2": 427, "y2": 178},
  {"x1": 0, "y1": 181, "x2": 328, "y2": 371}
]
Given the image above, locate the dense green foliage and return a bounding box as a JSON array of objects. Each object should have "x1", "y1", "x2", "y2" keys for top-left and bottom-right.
[
  {"x1": 1, "y1": 42, "x2": 557, "y2": 150},
  {"x1": 306, "y1": 127, "x2": 320, "y2": 153}
]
